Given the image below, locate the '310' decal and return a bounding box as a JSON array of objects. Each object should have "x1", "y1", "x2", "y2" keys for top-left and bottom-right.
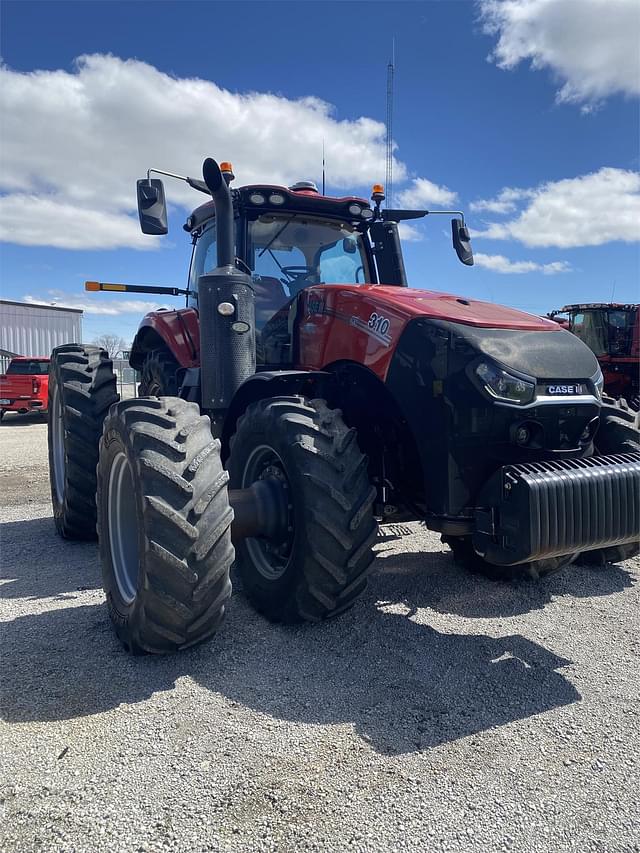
[{"x1": 367, "y1": 312, "x2": 390, "y2": 335}]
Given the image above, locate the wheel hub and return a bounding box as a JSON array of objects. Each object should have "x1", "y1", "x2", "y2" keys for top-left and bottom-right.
[{"x1": 235, "y1": 445, "x2": 293, "y2": 580}]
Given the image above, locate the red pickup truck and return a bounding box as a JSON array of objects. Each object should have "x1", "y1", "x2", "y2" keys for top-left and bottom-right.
[{"x1": 0, "y1": 357, "x2": 50, "y2": 420}]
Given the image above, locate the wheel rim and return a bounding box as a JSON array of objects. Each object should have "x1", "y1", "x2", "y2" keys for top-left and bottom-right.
[
  {"x1": 51, "y1": 383, "x2": 66, "y2": 503},
  {"x1": 107, "y1": 450, "x2": 140, "y2": 604},
  {"x1": 241, "y1": 444, "x2": 293, "y2": 581}
]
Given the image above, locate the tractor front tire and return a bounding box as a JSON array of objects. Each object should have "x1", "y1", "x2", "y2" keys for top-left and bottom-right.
[
  {"x1": 228, "y1": 397, "x2": 378, "y2": 623},
  {"x1": 48, "y1": 344, "x2": 119, "y2": 539},
  {"x1": 592, "y1": 395, "x2": 640, "y2": 455},
  {"x1": 443, "y1": 536, "x2": 578, "y2": 581},
  {"x1": 97, "y1": 397, "x2": 234, "y2": 654},
  {"x1": 139, "y1": 349, "x2": 179, "y2": 397}
]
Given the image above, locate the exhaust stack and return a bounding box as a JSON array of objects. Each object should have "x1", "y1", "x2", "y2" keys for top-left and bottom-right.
[{"x1": 199, "y1": 158, "x2": 256, "y2": 419}]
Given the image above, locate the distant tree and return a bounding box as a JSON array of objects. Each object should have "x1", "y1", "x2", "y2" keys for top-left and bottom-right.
[{"x1": 93, "y1": 334, "x2": 127, "y2": 359}]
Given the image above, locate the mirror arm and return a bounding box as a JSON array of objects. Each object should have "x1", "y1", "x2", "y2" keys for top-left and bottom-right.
[
  {"x1": 381, "y1": 209, "x2": 466, "y2": 226},
  {"x1": 423, "y1": 210, "x2": 466, "y2": 226},
  {"x1": 147, "y1": 167, "x2": 186, "y2": 183},
  {"x1": 147, "y1": 168, "x2": 210, "y2": 195}
]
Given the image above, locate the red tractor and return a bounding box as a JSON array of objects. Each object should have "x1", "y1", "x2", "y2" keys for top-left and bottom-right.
[
  {"x1": 548, "y1": 304, "x2": 639, "y2": 410},
  {"x1": 47, "y1": 158, "x2": 640, "y2": 654}
]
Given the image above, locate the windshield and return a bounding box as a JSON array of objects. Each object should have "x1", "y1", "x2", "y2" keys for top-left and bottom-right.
[
  {"x1": 570, "y1": 309, "x2": 636, "y2": 357},
  {"x1": 6, "y1": 360, "x2": 49, "y2": 375},
  {"x1": 248, "y1": 215, "x2": 370, "y2": 294}
]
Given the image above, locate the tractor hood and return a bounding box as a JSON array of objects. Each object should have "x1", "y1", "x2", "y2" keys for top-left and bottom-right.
[
  {"x1": 297, "y1": 283, "x2": 600, "y2": 387},
  {"x1": 352, "y1": 285, "x2": 556, "y2": 331}
]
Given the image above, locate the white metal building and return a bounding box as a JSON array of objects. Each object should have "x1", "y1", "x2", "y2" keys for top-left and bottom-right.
[{"x1": 0, "y1": 300, "x2": 83, "y2": 359}]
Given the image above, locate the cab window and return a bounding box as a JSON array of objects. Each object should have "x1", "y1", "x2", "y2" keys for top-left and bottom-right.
[
  {"x1": 188, "y1": 221, "x2": 217, "y2": 306},
  {"x1": 248, "y1": 215, "x2": 370, "y2": 293}
]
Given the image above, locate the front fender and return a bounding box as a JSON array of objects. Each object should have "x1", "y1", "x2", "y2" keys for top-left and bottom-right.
[
  {"x1": 129, "y1": 308, "x2": 200, "y2": 370},
  {"x1": 220, "y1": 370, "x2": 332, "y2": 460}
]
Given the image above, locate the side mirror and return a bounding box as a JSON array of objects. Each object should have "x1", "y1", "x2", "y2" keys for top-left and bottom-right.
[
  {"x1": 452, "y1": 218, "x2": 473, "y2": 266},
  {"x1": 342, "y1": 237, "x2": 357, "y2": 254},
  {"x1": 136, "y1": 179, "x2": 168, "y2": 235}
]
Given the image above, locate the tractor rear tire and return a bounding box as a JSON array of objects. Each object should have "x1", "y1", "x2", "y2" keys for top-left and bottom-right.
[
  {"x1": 139, "y1": 349, "x2": 179, "y2": 397},
  {"x1": 227, "y1": 397, "x2": 378, "y2": 623},
  {"x1": 96, "y1": 397, "x2": 234, "y2": 654},
  {"x1": 579, "y1": 396, "x2": 640, "y2": 566},
  {"x1": 48, "y1": 344, "x2": 119, "y2": 539}
]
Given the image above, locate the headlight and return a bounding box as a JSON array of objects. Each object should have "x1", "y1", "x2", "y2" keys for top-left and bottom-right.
[
  {"x1": 592, "y1": 367, "x2": 604, "y2": 400},
  {"x1": 475, "y1": 361, "x2": 536, "y2": 406}
]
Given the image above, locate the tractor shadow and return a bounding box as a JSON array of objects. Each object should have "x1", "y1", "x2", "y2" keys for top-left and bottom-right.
[
  {"x1": 0, "y1": 590, "x2": 582, "y2": 755},
  {"x1": 0, "y1": 516, "x2": 100, "y2": 600},
  {"x1": 200, "y1": 598, "x2": 583, "y2": 755},
  {"x1": 1, "y1": 527, "x2": 632, "y2": 754},
  {"x1": 0, "y1": 412, "x2": 47, "y2": 427},
  {"x1": 372, "y1": 543, "x2": 635, "y2": 619}
]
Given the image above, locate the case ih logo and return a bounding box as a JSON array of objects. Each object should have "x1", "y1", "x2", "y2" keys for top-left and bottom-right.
[{"x1": 547, "y1": 384, "x2": 584, "y2": 395}]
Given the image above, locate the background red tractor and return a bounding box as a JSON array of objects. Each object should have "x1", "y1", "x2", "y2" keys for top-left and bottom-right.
[
  {"x1": 47, "y1": 157, "x2": 640, "y2": 655},
  {"x1": 548, "y1": 304, "x2": 639, "y2": 410}
]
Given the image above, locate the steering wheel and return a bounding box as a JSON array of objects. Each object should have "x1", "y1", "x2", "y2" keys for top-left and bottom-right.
[{"x1": 280, "y1": 265, "x2": 316, "y2": 285}]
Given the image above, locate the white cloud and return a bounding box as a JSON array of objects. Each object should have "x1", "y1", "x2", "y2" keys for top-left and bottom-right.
[
  {"x1": 23, "y1": 291, "x2": 162, "y2": 316},
  {"x1": 396, "y1": 177, "x2": 458, "y2": 208},
  {"x1": 397, "y1": 222, "x2": 423, "y2": 242},
  {"x1": 471, "y1": 167, "x2": 640, "y2": 248},
  {"x1": 474, "y1": 252, "x2": 572, "y2": 274},
  {"x1": 0, "y1": 54, "x2": 452, "y2": 251},
  {"x1": 0, "y1": 194, "x2": 156, "y2": 250},
  {"x1": 470, "y1": 187, "x2": 534, "y2": 214},
  {"x1": 479, "y1": 0, "x2": 640, "y2": 109}
]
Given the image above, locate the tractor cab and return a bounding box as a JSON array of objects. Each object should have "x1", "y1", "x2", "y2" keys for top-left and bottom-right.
[
  {"x1": 174, "y1": 164, "x2": 472, "y2": 366},
  {"x1": 185, "y1": 179, "x2": 378, "y2": 337}
]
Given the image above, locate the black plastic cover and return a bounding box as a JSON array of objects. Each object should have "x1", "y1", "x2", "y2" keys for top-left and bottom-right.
[
  {"x1": 474, "y1": 453, "x2": 640, "y2": 565},
  {"x1": 440, "y1": 322, "x2": 599, "y2": 380},
  {"x1": 370, "y1": 221, "x2": 407, "y2": 286},
  {"x1": 198, "y1": 269, "x2": 256, "y2": 411},
  {"x1": 385, "y1": 319, "x2": 603, "y2": 517}
]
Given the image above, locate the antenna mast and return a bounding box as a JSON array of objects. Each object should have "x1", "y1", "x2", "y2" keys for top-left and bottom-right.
[{"x1": 385, "y1": 39, "x2": 395, "y2": 208}]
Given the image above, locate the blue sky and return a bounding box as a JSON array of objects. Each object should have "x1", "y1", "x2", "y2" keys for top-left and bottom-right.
[{"x1": 1, "y1": 0, "x2": 638, "y2": 345}]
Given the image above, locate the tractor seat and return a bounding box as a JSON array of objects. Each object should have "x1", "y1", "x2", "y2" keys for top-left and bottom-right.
[{"x1": 253, "y1": 276, "x2": 289, "y2": 329}]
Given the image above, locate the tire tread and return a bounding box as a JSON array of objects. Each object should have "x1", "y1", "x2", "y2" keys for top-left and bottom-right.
[
  {"x1": 230, "y1": 396, "x2": 378, "y2": 623},
  {"x1": 97, "y1": 397, "x2": 233, "y2": 654}
]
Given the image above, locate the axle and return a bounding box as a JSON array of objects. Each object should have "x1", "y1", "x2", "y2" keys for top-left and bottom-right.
[{"x1": 228, "y1": 480, "x2": 289, "y2": 544}]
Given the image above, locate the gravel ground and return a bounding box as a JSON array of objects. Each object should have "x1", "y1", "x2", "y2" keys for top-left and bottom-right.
[{"x1": 1, "y1": 415, "x2": 639, "y2": 853}]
